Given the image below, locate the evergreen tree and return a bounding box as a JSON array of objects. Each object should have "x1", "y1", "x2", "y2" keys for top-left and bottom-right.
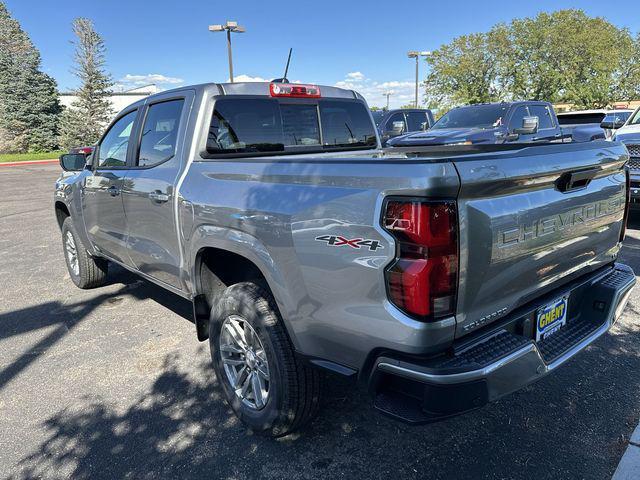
[
  {"x1": 59, "y1": 18, "x2": 114, "y2": 150},
  {"x1": 0, "y1": 1, "x2": 61, "y2": 153}
]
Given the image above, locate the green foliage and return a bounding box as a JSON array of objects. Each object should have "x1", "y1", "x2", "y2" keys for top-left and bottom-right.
[
  {"x1": 424, "y1": 9, "x2": 640, "y2": 111},
  {"x1": 59, "y1": 18, "x2": 114, "y2": 150},
  {"x1": 0, "y1": 151, "x2": 64, "y2": 163},
  {"x1": 0, "y1": 2, "x2": 61, "y2": 153}
]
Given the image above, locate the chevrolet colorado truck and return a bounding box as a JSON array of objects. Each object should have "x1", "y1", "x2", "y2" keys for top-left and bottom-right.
[
  {"x1": 388, "y1": 101, "x2": 605, "y2": 147},
  {"x1": 55, "y1": 82, "x2": 635, "y2": 436}
]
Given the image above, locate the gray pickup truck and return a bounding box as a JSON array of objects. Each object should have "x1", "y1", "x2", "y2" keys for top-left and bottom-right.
[{"x1": 55, "y1": 81, "x2": 635, "y2": 436}]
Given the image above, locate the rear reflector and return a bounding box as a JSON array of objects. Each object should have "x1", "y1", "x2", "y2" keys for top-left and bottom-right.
[
  {"x1": 383, "y1": 199, "x2": 458, "y2": 320},
  {"x1": 269, "y1": 83, "x2": 321, "y2": 98}
]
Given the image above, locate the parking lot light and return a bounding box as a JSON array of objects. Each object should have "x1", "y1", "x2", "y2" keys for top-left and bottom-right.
[
  {"x1": 209, "y1": 21, "x2": 246, "y2": 83},
  {"x1": 407, "y1": 50, "x2": 431, "y2": 108}
]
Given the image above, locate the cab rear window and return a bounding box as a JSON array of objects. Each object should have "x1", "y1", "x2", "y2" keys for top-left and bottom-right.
[{"x1": 206, "y1": 98, "x2": 376, "y2": 155}]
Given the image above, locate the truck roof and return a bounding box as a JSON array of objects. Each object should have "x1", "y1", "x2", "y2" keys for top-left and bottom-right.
[{"x1": 126, "y1": 81, "x2": 365, "y2": 111}]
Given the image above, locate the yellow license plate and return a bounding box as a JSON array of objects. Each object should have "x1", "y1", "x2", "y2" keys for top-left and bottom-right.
[{"x1": 536, "y1": 296, "x2": 568, "y2": 342}]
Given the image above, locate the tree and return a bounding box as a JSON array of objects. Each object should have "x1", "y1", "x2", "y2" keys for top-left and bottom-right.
[
  {"x1": 0, "y1": 1, "x2": 61, "y2": 153},
  {"x1": 59, "y1": 18, "x2": 113, "y2": 150},
  {"x1": 423, "y1": 9, "x2": 640, "y2": 111},
  {"x1": 423, "y1": 33, "x2": 507, "y2": 113}
]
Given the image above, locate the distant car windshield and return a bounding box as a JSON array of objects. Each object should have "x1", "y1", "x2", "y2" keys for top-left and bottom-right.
[
  {"x1": 626, "y1": 108, "x2": 640, "y2": 126},
  {"x1": 370, "y1": 110, "x2": 385, "y2": 126},
  {"x1": 432, "y1": 104, "x2": 509, "y2": 130}
]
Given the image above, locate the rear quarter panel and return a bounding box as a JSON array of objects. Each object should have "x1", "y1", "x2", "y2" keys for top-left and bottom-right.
[{"x1": 182, "y1": 156, "x2": 460, "y2": 370}]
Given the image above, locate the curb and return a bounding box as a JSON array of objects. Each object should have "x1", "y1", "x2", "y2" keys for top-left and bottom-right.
[
  {"x1": 0, "y1": 159, "x2": 58, "y2": 167},
  {"x1": 613, "y1": 424, "x2": 640, "y2": 479}
]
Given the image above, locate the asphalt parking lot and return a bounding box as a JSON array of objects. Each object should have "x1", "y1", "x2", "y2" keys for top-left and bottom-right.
[{"x1": 2, "y1": 164, "x2": 640, "y2": 480}]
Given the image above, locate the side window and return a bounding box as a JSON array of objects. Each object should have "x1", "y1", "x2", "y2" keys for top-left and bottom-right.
[
  {"x1": 385, "y1": 112, "x2": 406, "y2": 134},
  {"x1": 509, "y1": 106, "x2": 530, "y2": 132},
  {"x1": 405, "y1": 112, "x2": 428, "y2": 132},
  {"x1": 97, "y1": 110, "x2": 137, "y2": 168},
  {"x1": 529, "y1": 105, "x2": 555, "y2": 129},
  {"x1": 137, "y1": 99, "x2": 185, "y2": 167}
]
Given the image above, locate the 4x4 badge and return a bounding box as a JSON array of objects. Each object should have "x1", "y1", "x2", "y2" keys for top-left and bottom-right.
[{"x1": 315, "y1": 235, "x2": 384, "y2": 251}]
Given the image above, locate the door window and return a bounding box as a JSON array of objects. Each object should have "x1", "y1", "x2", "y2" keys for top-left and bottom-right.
[
  {"x1": 405, "y1": 112, "x2": 428, "y2": 132},
  {"x1": 529, "y1": 105, "x2": 555, "y2": 129},
  {"x1": 97, "y1": 110, "x2": 137, "y2": 168},
  {"x1": 509, "y1": 106, "x2": 530, "y2": 132},
  {"x1": 137, "y1": 99, "x2": 185, "y2": 167},
  {"x1": 385, "y1": 112, "x2": 406, "y2": 134}
]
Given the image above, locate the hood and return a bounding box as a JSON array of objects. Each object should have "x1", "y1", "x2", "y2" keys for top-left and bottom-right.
[
  {"x1": 387, "y1": 127, "x2": 499, "y2": 146},
  {"x1": 613, "y1": 124, "x2": 640, "y2": 144}
]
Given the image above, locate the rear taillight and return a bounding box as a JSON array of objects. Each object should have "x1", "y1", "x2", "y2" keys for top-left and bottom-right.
[
  {"x1": 269, "y1": 83, "x2": 321, "y2": 98},
  {"x1": 621, "y1": 166, "x2": 630, "y2": 242},
  {"x1": 383, "y1": 199, "x2": 458, "y2": 321}
]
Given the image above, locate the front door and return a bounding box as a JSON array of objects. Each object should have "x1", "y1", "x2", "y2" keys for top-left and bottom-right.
[
  {"x1": 121, "y1": 93, "x2": 192, "y2": 290},
  {"x1": 82, "y1": 109, "x2": 139, "y2": 265}
]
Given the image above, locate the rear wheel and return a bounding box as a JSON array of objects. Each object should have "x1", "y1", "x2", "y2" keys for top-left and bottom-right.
[
  {"x1": 61, "y1": 217, "x2": 108, "y2": 289},
  {"x1": 209, "y1": 282, "x2": 321, "y2": 437}
]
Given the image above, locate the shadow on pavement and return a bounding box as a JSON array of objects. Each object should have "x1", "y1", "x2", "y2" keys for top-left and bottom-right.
[{"x1": 5, "y1": 231, "x2": 640, "y2": 479}]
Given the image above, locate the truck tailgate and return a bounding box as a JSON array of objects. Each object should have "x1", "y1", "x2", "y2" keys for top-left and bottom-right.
[{"x1": 452, "y1": 141, "x2": 628, "y2": 337}]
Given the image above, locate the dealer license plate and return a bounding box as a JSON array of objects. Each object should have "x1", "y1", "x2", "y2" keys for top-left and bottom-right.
[{"x1": 536, "y1": 296, "x2": 568, "y2": 342}]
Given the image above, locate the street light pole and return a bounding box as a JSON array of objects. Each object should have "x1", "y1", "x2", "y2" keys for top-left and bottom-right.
[
  {"x1": 209, "y1": 21, "x2": 246, "y2": 83},
  {"x1": 407, "y1": 51, "x2": 430, "y2": 108},
  {"x1": 226, "y1": 29, "x2": 233, "y2": 84},
  {"x1": 384, "y1": 91, "x2": 393, "y2": 110}
]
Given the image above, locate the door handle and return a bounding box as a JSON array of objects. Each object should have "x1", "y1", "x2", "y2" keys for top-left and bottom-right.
[
  {"x1": 149, "y1": 191, "x2": 170, "y2": 203},
  {"x1": 107, "y1": 185, "x2": 120, "y2": 197}
]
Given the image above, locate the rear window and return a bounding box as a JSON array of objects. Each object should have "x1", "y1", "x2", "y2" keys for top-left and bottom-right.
[
  {"x1": 206, "y1": 98, "x2": 376, "y2": 155},
  {"x1": 557, "y1": 113, "x2": 606, "y2": 125}
]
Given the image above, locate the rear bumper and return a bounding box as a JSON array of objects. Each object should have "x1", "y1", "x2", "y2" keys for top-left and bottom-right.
[{"x1": 369, "y1": 263, "x2": 635, "y2": 423}]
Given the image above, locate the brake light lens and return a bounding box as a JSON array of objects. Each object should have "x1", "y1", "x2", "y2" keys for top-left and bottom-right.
[
  {"x1": 383, "y1": 199, "x2": 458, "y2": 321},
  {"x1": 269, "y1": 83, "x2": 321, "y2": 98},
  {"x1": 621, "y1": 166, "x2": 630, "y2": 242}
]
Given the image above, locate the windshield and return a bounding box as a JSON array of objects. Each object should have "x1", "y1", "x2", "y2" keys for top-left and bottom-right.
[
  {"x1": 432, "y1": 104, "x2": 509, "y2": 130},
  {"x1": 207, "y1": 98, "x2": 377, "y2": 154},
  {"x1": 370, "y1": 110, "x2": 385, "y2": 126},
  {"x1": 626, "y1": 108, "x2": 640, "y2": 126}
]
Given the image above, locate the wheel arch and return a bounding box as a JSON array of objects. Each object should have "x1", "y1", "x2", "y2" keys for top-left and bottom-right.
[
  {"x1": 189, "y1": 230, "x2": 296, "y2": 345},
  {"x1": 54, "y1": 201, "x2": 70, "y2": 231}
]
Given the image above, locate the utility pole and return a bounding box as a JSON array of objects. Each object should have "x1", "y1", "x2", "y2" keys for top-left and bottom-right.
[
  {"x1": 407, "y1": 51, "x2": 430, "y2": 108},
  {"x1": 209, "y1": 21, "x2": 246, "y2": 83}
]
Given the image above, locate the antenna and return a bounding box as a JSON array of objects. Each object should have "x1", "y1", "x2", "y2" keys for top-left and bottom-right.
[
  {"x1": 283, "y1": 48, "x2": 292, "y2": 80},
  {"x1": 272, "y1": 48, "x2": 293, "y2": 83}
]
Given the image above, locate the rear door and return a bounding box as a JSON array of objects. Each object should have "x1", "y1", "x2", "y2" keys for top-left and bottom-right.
[
  {"x1": 82, "y1": 108, "x2": 139, "y2": 265},
  {"x1": 453, "y1": 142, "x2": 627, "y2": 336},
  {"x1": 120, "y1": 91, "x2": 194, "y2": 290}
]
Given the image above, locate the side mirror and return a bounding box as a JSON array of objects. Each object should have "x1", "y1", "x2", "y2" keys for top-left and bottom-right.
[
  {"x1": 514, "y1": 116, "x2": 539, "y2": 135},
  {"x1": 389, "y1": 121, "x2": 405, "y2": 137},
  {"x1": 420, "y1": 121, "x2": 429, "y2": 131},
  {"x1": 59, "y1": 153, "x2": 87, "y2": 172},
  {"x1": 601, "y1": 118, "x2": 625, "y2": 130}
]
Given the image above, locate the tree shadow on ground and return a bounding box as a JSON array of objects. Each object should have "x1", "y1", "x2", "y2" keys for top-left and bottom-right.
[
  {"x1": 8, "y1": 308, "x2": 640, "y2": 480},
  {"x1": 6, "y1": 235, "x2": 640, "y2": 479}
]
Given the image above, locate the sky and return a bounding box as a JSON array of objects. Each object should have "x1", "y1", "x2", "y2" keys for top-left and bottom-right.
[{"x1": 6, "y1": 0, "x2": 640, "y2": 109}]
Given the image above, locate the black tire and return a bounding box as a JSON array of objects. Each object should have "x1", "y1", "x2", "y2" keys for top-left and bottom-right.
[
  {"x1": 61, "y1": 216, "x2": 108, "y2": 289},
  {"x1": 209, "y1": 282, "x2": 321, "y2": 437}
]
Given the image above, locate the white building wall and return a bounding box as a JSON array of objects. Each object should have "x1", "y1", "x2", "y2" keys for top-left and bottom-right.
[{"x1": 60, "y1": 85, "x2": 160, "y2": 119}]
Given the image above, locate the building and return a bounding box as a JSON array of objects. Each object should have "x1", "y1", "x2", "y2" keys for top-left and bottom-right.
[
  {"x1": 554, "y1": 100, "x2": 640, "y2": 113},
  {"x1": 59, "y1": 85, "x2": 160, "y2": 119}
]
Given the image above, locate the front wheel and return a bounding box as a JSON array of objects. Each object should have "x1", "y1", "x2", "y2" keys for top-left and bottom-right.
[
  {"x1": 61, "y1": 217, "x2": 108, "y2": 289},
  {"x1": 209, "y1": 282, "x2": 321, "y2": 437}
]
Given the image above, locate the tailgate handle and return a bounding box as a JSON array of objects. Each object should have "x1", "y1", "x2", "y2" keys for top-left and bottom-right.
[{"x1": 555, "y1": 168, "x2": 599, "y2": 193}]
